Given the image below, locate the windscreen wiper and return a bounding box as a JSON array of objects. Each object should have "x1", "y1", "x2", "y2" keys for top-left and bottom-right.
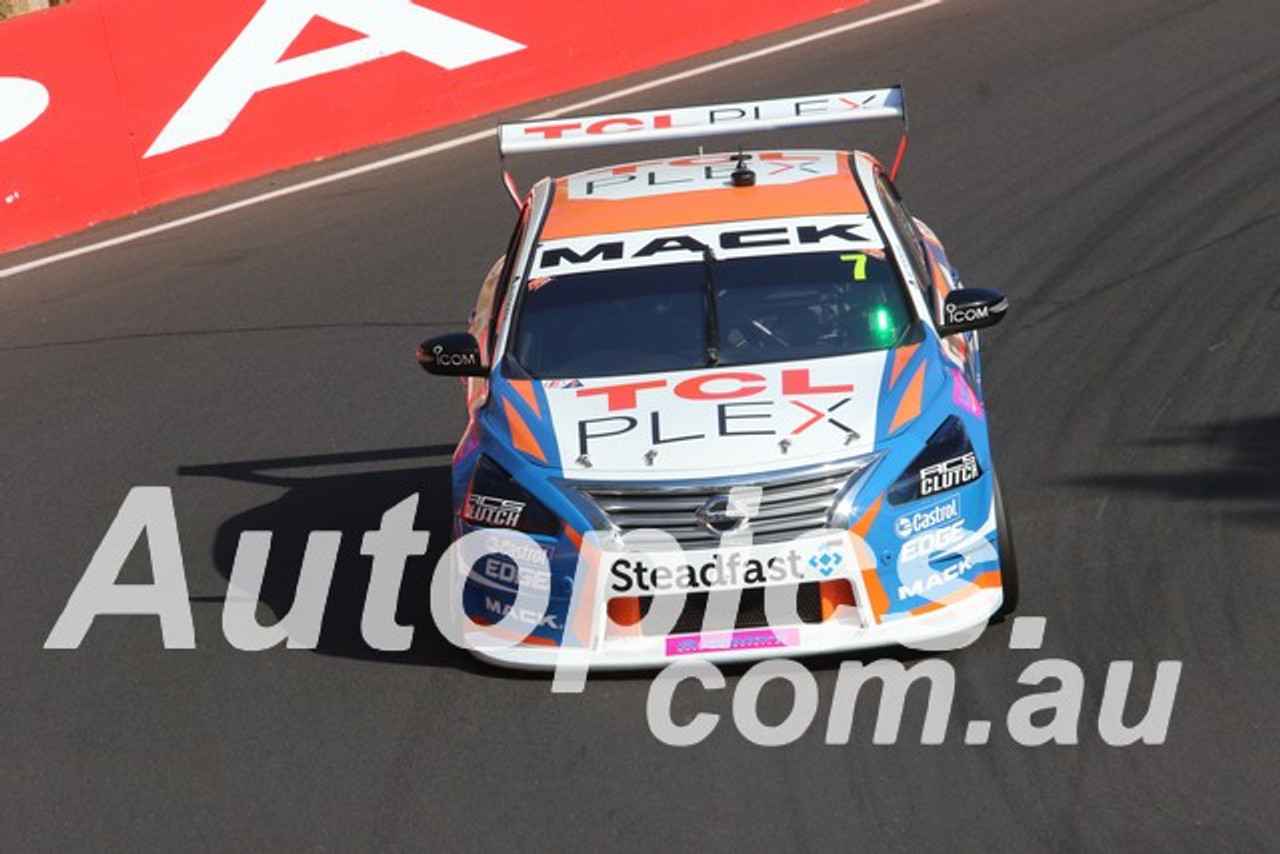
[{"x1": 702, "y1": 245, "x2": 721, "y2": 366}]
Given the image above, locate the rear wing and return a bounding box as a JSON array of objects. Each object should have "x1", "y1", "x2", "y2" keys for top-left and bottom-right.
[{"x1": 497, "y1": 86, "x2": 908, "y2": 205}]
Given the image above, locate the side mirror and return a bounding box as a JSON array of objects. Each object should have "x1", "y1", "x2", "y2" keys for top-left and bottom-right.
[
  {"x1": 937, "y1": 288, "x2": 1008, "y2": 337},
  {"x1": 416, "y1": 332, "x2": 487, "y2": 377}
]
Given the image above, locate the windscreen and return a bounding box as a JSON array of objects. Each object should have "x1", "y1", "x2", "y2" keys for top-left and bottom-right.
[{"x1": 511, "y1": 250, "x2": 911, "y2": 379}]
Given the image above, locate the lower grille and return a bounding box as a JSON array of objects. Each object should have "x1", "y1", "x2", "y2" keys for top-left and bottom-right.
[{"x1": 580, "y1": 459, "x2": 871, "y2": 548}]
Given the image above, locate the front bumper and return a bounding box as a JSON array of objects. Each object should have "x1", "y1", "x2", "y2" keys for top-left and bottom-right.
[{"x1": 466, "y1": 587, "x2": 1002, "y2": 671}]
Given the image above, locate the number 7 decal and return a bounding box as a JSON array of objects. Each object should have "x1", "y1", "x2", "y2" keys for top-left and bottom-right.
[{"x1": 840, "y1": 252, "x2": 867, "y2": 281}]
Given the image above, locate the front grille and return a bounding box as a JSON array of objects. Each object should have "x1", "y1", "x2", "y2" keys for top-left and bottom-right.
[
  {"x1": 580, "y1": 460, "x2": 867, "y2": 548},
  {"x1": 636, "y1": 583, "x2": 827, "y2": 636}
]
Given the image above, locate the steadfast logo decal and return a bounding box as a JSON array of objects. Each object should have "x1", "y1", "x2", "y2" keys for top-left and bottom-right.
[
  {"x1": 534, "y1": 215, "x2": 880, "y2": 274},
  {"x1": 0, "y1": 77, "x2": 50, "y2": 145},
  {"x1": 146, "y1": 0, "x2": 524, "y2": 157},
  {"x1": 608, "y1": 537, "x2": 849, "y2": 594}
]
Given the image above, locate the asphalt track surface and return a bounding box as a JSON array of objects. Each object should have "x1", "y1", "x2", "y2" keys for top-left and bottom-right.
[{"x1": 3, "y1": 0, "x2": 1279, "y2": 849}]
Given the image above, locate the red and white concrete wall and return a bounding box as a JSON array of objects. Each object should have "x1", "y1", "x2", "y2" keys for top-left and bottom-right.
[{"x1": 0, "y1": 0, "x2": 873, "y2": 255}]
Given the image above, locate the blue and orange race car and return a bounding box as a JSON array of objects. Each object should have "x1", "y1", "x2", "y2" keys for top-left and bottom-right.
[{"x1": 418, "y1": 87, "x2": 1016, "y2": 668}]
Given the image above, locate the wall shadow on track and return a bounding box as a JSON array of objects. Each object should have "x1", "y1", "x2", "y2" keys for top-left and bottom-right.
[
  {"x1": 178, "y1": 444, "x2": 491, "y2": 674},
  {"x1": 1066, "y1": 415, "x2": 1280, "y2": 527}
]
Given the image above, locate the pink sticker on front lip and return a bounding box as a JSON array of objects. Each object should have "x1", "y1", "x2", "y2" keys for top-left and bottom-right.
[
  {"x1": 950, "y1": 369, "x2": 983, "y2": 417},
  {"x1": 665, "y1": 628, "x2": 801, "y2": 657}
]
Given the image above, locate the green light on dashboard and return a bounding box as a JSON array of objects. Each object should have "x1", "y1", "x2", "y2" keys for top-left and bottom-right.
[{"x1": 870, "y1": 305, "x2": 896, "y2": 347}]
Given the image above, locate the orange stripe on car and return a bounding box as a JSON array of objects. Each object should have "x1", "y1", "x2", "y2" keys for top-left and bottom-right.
[
  {"x1": 931, "y1": 258, "x2": 954, "y2": 304},
  {"x1": 889, "y1": 343, "x2": 919, "y2": 388},
  {"x1": 844, "y1": 487, "x2": 889, "y2": 624},
  {"x1": 888, "y1": 363, "x2": 926, "y2": 434},
  {"x1": 850, "y1": 495, "x2": 882, "y2": 539},
  {"x1": 561, "y1": 522, "x2": 604, "y2": 648},
  {"x1": 861, "y1": 569, "x2": 891, "y2": 622},
  {"x1": 503, "y1": 399, "x2": 548, "y2": 463},
  {"x1": 508, "y1": 379, "x2": 542, "y2": 419}
]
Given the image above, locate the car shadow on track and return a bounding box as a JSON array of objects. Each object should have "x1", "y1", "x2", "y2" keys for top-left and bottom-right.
[
  {"x1": 1065, "y1": 414, "x2": 1280, "y2": 527},
  {"x1": 179, "y1": 444, "x2": 493, "y2": 674}
]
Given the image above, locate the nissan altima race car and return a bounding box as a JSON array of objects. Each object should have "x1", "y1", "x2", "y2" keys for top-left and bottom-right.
[{"x1": 418, "y1": 87, "x2": 1016, "y2": 669}]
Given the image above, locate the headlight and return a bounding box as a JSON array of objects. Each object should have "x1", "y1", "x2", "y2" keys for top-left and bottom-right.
[
  {"x1": 827, "y1": 453, "x2": 887, "y2": 529},
  {"x1": 887, "y1": 416, "x2": 982, "y2": 505},
  {"x1": 461, "y1": 456, "x2": 560, "y2": 536}
]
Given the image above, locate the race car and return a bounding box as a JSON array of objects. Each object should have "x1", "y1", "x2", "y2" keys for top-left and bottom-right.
[{"x1": 418, "y1": 87, "x2": 1016, "y2": 669}]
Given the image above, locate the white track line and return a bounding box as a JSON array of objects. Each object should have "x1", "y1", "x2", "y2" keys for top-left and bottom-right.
[{"x1": 0, "y1": 0, "x2": 941, "y2": 281}]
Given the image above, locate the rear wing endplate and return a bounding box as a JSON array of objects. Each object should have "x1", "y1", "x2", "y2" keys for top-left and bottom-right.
[{"x1": 497, "y1": 85, "x2": 908, "y2": 205}]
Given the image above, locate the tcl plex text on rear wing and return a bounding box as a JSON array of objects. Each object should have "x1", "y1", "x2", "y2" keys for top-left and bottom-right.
[{"x1": 496, "y1": 86, "x2": 907, "y2": 204}]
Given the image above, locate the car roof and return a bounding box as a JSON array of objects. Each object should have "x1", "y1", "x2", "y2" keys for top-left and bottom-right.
[{"x1": 538, "y1": 149, "x2": 872, "y2": 241}]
